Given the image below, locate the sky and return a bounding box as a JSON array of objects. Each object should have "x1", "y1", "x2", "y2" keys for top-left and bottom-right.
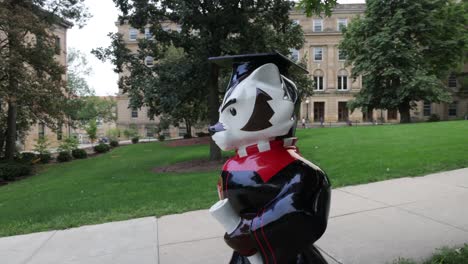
[{"x1": 68, "y1": 0, "x2": 366, "y2": 96}]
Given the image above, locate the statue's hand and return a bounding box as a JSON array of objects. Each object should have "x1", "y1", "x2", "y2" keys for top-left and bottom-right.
[{"x1": 224, "y1": 218, "x2": 257, "y2": 256}]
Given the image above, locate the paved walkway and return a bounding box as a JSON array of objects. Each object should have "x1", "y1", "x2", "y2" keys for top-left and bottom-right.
[{"x1": 2, "y1": 168, "x2": 467, "y2": 264}]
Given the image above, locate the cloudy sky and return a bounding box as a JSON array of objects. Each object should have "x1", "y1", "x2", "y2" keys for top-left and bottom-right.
[{"x1": 68, "y1": 0, "x2": 365, "y2": 96}]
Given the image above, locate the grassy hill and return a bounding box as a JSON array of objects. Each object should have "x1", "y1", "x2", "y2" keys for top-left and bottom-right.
[{"x1": 0, "y1": 120, "x2": 466, "y2": 237}]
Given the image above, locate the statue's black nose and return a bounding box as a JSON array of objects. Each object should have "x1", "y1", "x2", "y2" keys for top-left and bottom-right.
[{"x1": 209, "y1": 122, "x2": 225, "y2": 135}]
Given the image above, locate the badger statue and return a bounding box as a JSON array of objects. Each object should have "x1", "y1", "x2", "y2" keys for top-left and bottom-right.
[{"x1": 208, "y1": 53, "x2": 331, "y2": 264}]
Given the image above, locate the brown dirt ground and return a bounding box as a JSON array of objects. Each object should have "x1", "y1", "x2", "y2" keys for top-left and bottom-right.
[
  {"x1": 152, "y1": 158, "x2": 227, "y2": 173},
  {"x1": 164, "y1": 136, "x2": 211, "y2": 147}
]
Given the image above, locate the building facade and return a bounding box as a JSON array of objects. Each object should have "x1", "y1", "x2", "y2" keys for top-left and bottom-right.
[
  {"x1": 291, "y1": 4, "x2": 468, "y2": 124},
  {"x1": 115, "y1": 4, "x2": 467, "y2": 133},
  {"x1": 22, "y1": 21, "x2": 74, "y2": 151},
  {"x1": 115, "y1": 21, "x2": 198, "y2": 139}
]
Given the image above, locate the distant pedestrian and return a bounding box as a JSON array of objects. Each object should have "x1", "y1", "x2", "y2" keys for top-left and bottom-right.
[{"x1": 301, "y1": 118, "x2": 306, "y2": 128}]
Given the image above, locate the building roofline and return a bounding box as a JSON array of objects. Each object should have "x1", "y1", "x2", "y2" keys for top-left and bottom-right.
[{"x1": 290, "y1": 3, "x2": 366, "y2": 15}]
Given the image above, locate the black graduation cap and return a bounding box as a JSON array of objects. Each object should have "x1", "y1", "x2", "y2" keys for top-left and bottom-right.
[{"x1": 209, "y1": 51, "x2": 308, "y2": 90}]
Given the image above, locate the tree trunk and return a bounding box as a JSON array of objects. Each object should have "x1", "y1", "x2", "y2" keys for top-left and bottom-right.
[
  {"x1": 0, "y1": 130, "x2": 6, "y2": 158},
  {"x1": 5, "y1": 99, "x2": 18, "y2": 160},
  {"x1": 208, "y1": 63, "x2": 222, "y2": 161},
  {"x1": 398, "y1": 102, "x2": 411, "y2": 123},
  {"x1": 184, "y1": 118, "x2": 192, "y2": 138}
]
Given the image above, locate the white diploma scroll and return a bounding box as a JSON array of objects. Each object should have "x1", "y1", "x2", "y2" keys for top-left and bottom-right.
[{"x1": 209, "y1": 199, "x2": 263, "y2": 264}]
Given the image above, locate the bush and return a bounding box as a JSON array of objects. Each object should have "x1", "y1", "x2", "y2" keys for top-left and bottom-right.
[
  {"x1": 428, "y1": 114, "x2": 440, "y2": 122},
  {"x1": 20, "y1": 152, "x2": 38, "y2": 164},
  {"x1": 196, "y1": 132, "x2": 209, "y2": 137},
  {"x1": 39, "y1": 152, "x2": 52, "y2": 164},
  {"x1": 0, "y1": 161, "x2": 32, "y2": 181},
  {"x1": 93, "y1": 143, "x2": 110, "y2": 153},
  {"x1": 58, "y1": 137, "x2": 79, "y2": 153},
  {"x1": 131, "y1": 137, "x2": 139, "y2": 144},
  {"x1": 183, "y1": 134, "x2": 192, "y2": 139},
  {"x1": 158, "y1": 135, "x2": 165, "y2": 141},
  {"x1": 57, "y1": 151, "x2": 72, "y2": 162},
  {"x1": 110, "y1": 140, "x2": 119, "y2": 147},
  {"x1": 72, "y1": 149, "x2": 88, "y2": 159}
]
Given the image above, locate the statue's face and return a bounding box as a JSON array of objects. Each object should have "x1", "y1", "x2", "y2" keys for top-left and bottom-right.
[{"x1": 210, "y1": 63, "x2": 297, "y2": 151}]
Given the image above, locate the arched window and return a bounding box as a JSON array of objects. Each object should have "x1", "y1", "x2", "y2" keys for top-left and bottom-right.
[
  {"x1": 337, "y1": 69, "x2": 348, "y2": 91},
  {"x1": 313, "y1": 69, "x2": 324, "y2": 91},
  {"x1": 145, "y1": 56, "x2": 154, "y2": 66}
]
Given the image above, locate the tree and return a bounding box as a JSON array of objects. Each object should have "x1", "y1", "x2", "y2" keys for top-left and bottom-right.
[
  {"x1": 297, "y1": 0, "x2": 337, "y2": 17},
  {"x1": 65, "y1": 49, "x2": 116, "y2": 128},
  {"x1": 96, "y1": 0, "x2": 306, "y2": 160},
  {"x1": 85, "y1": 119, "x2": 97, "y2": 145},
  {"x1": 0, "y1": 0, "x2": 89, "y2": 159},
  {"x1": 340, "y1": 0, "x2": 467, "y2": 123}
]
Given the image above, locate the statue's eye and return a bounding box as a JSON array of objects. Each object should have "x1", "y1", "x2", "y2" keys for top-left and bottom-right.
[{"x1": 230, "y1": 108, "x2": 237, "y2": 116}]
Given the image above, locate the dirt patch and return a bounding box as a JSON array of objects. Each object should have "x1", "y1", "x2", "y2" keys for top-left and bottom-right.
[
  {"x1": 165, "y1": 136, "x2": 211, "y2": 147},
  {"x1": 152, "y1": 158, "x2": 227, "y2": 173}
]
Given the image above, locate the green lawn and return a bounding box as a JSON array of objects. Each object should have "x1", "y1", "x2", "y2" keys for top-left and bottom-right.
[
  {"x1": 0, "y1": 121, "x2": 466, "y2": 237},
  {"x1": 392, "y1": 244, "x2": 468, "y2": 264}
]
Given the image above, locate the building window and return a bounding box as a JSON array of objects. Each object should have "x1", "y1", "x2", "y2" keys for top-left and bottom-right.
[
  {"x1": 449, "y1": 101, "x2": 457, "y2": 116},
  {"x1": 314, "y1": 47, "x2": 323, "y2": 61},
  {"x1": 338, "y1": 49, "x2": 346, "y2": 61},
  {"x1": 162, "y1": 129, "x2": 171, "y2": 137},
  {"x1": 57, "y1": 123, "x2": 63, "y2": 140},
  {"x1": 54, "y1": 37, "x2": 61, "y2": 55},
  {"x1": 313, "y1": 70, "x2": 324, "y2": 91},
  {"x1": 145, "y1": 56, "x2": 154, "y2": 66},
  {"x1": 38, "y1": 123, "x2": 46, "y2": 139},
  {"x1": 178, "y1": 127, "x2": 187, "y2": 137},
  {"x1": 387, "y1": 109, "x2": 398, "y2": 120},
  {"x1": 129, "y1": 28, "x2": 138, "y2": 41},
  {"x1": 146, "y1": 126, "x2": 155, "y2": 137},
  {"x1": 144, "y1": 28, "x2": 153, "y2": 39},
  {"x1": 131, "y1": 108, "x2": 138, "y2": 118},
  {"x1": 423, "y1": 101, "x2": 431, "y2": 116},
  {"x1": 292, "y1": 19, "x2": 300, "y2": 25},
  {"x1": 337, "y1": 69, "x2": 348, "y2": 90},
  {"x1": 448, "y1": 75, "x2": 457, "y2": 88},
  {"x1": 290, "y1": 48, "x2": 299, "y2": 62},
  {"x1": 337, "y1": 18, "x2": 348, "y2": 31},
  {"x1": 313, "y1": 19, "x2": 323, "y2": 32}
]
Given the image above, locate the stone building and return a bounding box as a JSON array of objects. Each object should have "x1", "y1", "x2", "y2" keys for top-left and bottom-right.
[
  {"x1": 115, "y1": 21, "x2": 191, "y2": 139},
  {"x1": 21, "y1": 19, "x2": 74, "y2": 151},
  {"x1": 291, "y1": 4, "x2": 467, "y2": 124},
  {"x1": 115, "y1": 4, "x2": 467, "y2": 132}
]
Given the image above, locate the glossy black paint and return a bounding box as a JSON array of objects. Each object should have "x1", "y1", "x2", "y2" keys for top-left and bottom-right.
[
  {"x1": 220, "y1": 160, "x2": 331, "y2": 264},
  {"x1": 240, "y1": 89, "x2": 274, "y2": 132}
]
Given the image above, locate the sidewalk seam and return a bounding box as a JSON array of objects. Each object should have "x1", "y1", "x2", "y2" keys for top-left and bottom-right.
[
  {"x1": 315, "y1": 245, "x2": 343, "y2": 264},
  {"x1": 158, "y1": 235, "x2": 222, "y2": 247},
  {"x1": 21, "y1": 231, "x2": 57, "y2": 264},
  {"x1": 155, "y1": 217, "x2": 160, "y2": 264},
  {"x1": 394, "y1": 206, "x2": 468, "y2": 233}
]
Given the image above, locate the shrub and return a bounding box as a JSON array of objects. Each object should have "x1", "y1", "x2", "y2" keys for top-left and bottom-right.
[
  {"x1": 131, "y1": 137, "x2": 139, "y2": 144},
  {"x1": 57, "y1": 151, "x2": 72, "y2": 162},
  {"x1": 0, "y1": 161, "x2": 32, "y2": 181},
  {"x1": 34, "y1": 138, "x2": 50, "y2": 155},
  {"x1": 110, "y1": 140, "x2": 119, "y2": 147},
  {"x1": 183, "y1": 134, "x2": 192, "y2": 139},
  {"x1": 58, "y1": 137, "x2": 79, "y2": 153},
  {"x1": 428, "y1": 114, "x2": 440, "y2": 122},
  {"x1": 158, "y1": 135, "x2": 165, "y2": 141},
  {"x1": 93, "y1": 143, "x2": 110, "y2": 153},
  {"x1": 72, "y1": 149, "x2": 87, "y2": 159},
  {"x1": 196, "y1": 132, "x2": 209, "y2": 137},
  {"x1": 20, "y1": 152, "x2": 38, "y2": 164},
  {"x1": 39, "y1": 152, "x2": 52, "y2": 164}
]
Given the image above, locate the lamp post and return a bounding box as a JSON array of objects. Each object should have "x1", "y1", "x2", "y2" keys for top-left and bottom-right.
[{"x1": 305, "y1": 99, "x2": 310, "y2": 121}]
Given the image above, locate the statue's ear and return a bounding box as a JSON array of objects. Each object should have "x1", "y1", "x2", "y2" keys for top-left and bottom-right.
[{"x1": 248, "y1": 63, "x2": 282, "y2": 89}]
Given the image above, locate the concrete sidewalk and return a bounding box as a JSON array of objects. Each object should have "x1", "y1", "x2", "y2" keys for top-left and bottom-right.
[{"x1": 2, "y1": 168, "x2": 467, "y2": 264}]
